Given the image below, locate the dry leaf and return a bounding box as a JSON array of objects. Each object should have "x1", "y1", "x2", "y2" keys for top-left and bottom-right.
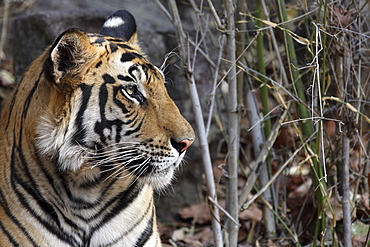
[
  {"x1": 352, "y1": 234, "x2": 367, "y2": 247},
  {"x1": 239, "y1": 206, "x2": 263, "y2": 222},
  {"x1": 288, "y1": 178, "x2": 312, "y2": 199},
  {"x1": 178, "y1": 203, "x2": 218, "y2": 225},
  {"x1": 324, "y1": 197, "x2": 343, "y2": 221},
  {"x1": 171, "y1": 227, "x2": 187, "y2": 242},
  {"x1": 190, "y1": 227, "x2": 214, "y2": 244}
]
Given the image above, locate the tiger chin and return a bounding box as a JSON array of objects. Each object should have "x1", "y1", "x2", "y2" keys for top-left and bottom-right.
[{"x1": 0, "y1": 10, "x2": 194, "y2": 247}]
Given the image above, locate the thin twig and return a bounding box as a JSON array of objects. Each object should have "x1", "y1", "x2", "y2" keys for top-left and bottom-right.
[
  {"x1": 206, "y1": 35, "x2": 225, "y2": 136},
  {"x1": 224, "y1": 0, "x2": 240, "y2": 245},
  {"x1": 0, "y1": 0, "x2": 10, "y2": 60},
  {"x1": 162, "y1": 1, "x2": 224, "y2": 246},
  {"x1": 239, "y1": 102, "x2": 289, "y2": 207},
  {"x1": 342, "y1": 133, "x2": 351, "y2": 247},
  {"x1": 260, "y1": 0, "x2": 289, "y2": 86},
  {"x1": 208, "y1": 196, "x2": 240, "y2": 226},
  {"x1": 154, "y1": 0, "x2": 216, "y2": 68},
  {"x1": 205, "y1": 0, "x2": 225, "y2": 30},
  {"x1": 240, "y1": 129, "x2": 317, "y2": 211}
]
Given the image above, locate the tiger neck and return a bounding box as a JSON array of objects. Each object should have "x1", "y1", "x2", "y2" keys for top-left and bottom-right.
[{"x1": 60, "y1": 165, "x2": 147, "y2": 205}]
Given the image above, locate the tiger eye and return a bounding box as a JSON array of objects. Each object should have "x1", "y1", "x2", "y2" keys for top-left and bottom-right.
[{"x1": 125, "y1": 85, "x2": 135, "y2": 95}]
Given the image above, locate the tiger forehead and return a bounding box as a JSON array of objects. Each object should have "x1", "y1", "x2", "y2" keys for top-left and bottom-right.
[
  {"x1": 87, "y1": 34, "x2": 164, "y2": 81},
  {"x1": 87, "y1": 33, "x2": 137, "y2": 52}
]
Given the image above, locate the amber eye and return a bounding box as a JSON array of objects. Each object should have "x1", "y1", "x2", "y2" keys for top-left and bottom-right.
[
  {"x1": 122, "y1": 84, "x2": 145, "y2": 104},
  {"x1": 124, "y1": 85, "x2": 135, "y2": 96}
]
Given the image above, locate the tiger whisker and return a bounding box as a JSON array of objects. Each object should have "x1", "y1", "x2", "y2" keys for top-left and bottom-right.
[
  {"x1": 90, "y1": 153, "x2": 139, "y2": 168},
  {"x1": 89, "y1": 150, "x2": 138, "y2": 160},
  {"x1": 77, "y1": 141, "x2": 141, "y2": 155},
  {"x1": 114, "y1": 157, "x2": 151, "y2": 183},
  {"x1": 100, "y1": 160, "x2": 142, "y2": 174},
  {"x1": 119, "y1": 158, "x2": 151, "y2": 187},
  {"x1": 100, "y1": 154, "x2": 151, "y2": 182},
  {"x1": 86, "y1": 147, "x2": 139, "y2": 158},
  {"x1": 88, "y1": 151, "x2": 146, "y2": 168}
]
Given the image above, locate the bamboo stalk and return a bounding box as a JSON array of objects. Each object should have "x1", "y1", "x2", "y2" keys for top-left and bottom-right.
[
  {"x1": 342, "y1": 131, "x2": 351, "y2": 247},
  {"x1": 225, "y1": 0, "x2": 240, "y2": 246},
  {"x1": 274, "y1": 0, "x2": 327, "y2": 245},
  {"x1": 341, "y1": 27, "x2": 353, "y2": 247},
  {"x1": 255, "y1": 0, "x2": 276, "y2": 239},
  {"x1": 0, "y1": 0, "x2": 10, "y2": 60}
]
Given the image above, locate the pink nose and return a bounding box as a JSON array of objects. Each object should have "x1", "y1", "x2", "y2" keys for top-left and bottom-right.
[{"x1": 179, "y1": 139, "x2": 194, "y2": 153}]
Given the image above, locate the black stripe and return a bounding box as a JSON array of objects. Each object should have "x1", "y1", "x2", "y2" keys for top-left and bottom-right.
[
  {"x1": 113, "y1": 87, "x2": 130, "y2": 114},
  {"x1": 102, "y1": 74, "x2": 116, "y2": 84},
  {"x1": 128, "y1": 65, "x2": 140, "y2": 78},
  {"x1": 2, "y1": 68, "x2": 78, "y2": 245},
  {"x1": 21, "y1": 73, "x2": 42, "y2": 120},
  {"x1": 93, "y1": 37, "x2": 106, "y2": 44},
  {"x1": 94, "y1": 191, "x2": 155, "y2": 246},
  {"x1": 37, "y1": 166, "x2": 84, "y2": 235},
  {"x1": 11, "y1": 109, "x2": 79, "y2": 246},
  {"x1": 10, "y1": 144, "x2": 79, "y2": 246},
  {"x1": 0, "y1": 221, "x2": 20, "y2": 246},
  {"x1": 0, "y1": 180, "x2": 39, "y2": 246},
  {"x1": 117, "y1": 43, "x2": 134, "y2": 50},
  {"x1": 95, "y1": 76, "x2": 111, "y2": 145},
  {"x1": 32, "y1": 149, "x2": 67, "y2": 210},
  {"x1": 121, "y1": 52, "x2": 142, "y2": 63},
  {"x1": 5, "y1": 68, "x2": 42, "y2": 131},
  {"x1": 94, "y1": 75, "x2": 139, "y2": 144},
  {"x1": 4, "y1": 86, "x2": 19, "y2": 131},
  {"x1": 89, "y1": 182, "x2": 141, "y2": 234},
  {"x1": 135, "y1": 210, "x2": 154, "y2": 247},
  {"x1": 78, "y1": 183, "x2": 143, "y2": 242},
  {"x1": 109, "y1": 43, "x2": 118, "y2": 53},
  {"x1": 78, "y1": 174, "x2": 104, "y2": 189},
  {"x1": 117, "y1": 74, "x2": 132, "y2": 82},
  {"x1": 68, "y1": 176, "x2": 123, "y2": 222},
  {"x1": 72, "y1": 84, "x2": 92, "y2": 145},
  {"x1": 124, "y1": 117, "x2": 144, "y2": 136},
  {"x1": 105, "y1": 38, "x2": 127, "y2": 43},
  {"x1": 95, "y1": 61, "x2": 102, "y2": 68},
  {"x1": 141, "y1": 64, "x2": 155, "y2": 83},
  {"x1": 67, "y1": 175, "x2": 117, "y2": 214}
]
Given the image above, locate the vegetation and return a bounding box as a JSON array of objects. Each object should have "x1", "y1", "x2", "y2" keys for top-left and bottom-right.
[{"x1": 155, "y1": 0, "x2": 370, "y2": 246}]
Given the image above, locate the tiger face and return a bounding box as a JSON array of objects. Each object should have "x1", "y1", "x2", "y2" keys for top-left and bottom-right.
[{"x1": 35, "y1": 13, "x2": 195, "y2": 190}]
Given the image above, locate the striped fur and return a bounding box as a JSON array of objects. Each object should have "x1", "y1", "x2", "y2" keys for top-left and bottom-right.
[{"x1": 0, "y1": 10, "x2": 194, "y2": 246}]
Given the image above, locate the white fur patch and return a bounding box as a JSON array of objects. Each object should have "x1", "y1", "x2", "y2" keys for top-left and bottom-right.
[
  {"x1": 103, "y1": 17, "x2": 125, "y2": 28},
  {"x1": 36, "y1": 116, "x2": 86, "y2": 171},
  {"x1": 36, "y1": 95, "x2": 87, "y2": 171}
]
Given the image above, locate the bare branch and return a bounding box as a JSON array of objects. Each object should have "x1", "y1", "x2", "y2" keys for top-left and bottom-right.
[
  {"x1": 160, "y1": 1, "x2": 224, "y2": 246},
  {"x1": 224, "y1": 0, "x2": 240, "y2": 246}
]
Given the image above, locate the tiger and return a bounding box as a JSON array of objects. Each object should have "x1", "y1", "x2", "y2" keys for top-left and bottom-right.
[{"x1": 0, "y1": 10, "x2": 195, "y2": 247}]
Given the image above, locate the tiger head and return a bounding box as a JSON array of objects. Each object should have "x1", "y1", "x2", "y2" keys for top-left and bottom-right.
[{"x1": 35, "y1": 10, "x2": 195, "y2": 190}]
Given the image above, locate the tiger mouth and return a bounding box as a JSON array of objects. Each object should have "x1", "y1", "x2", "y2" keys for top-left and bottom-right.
[
  {"x1": 149, "y1": 152, "x2": 185, "y2": 176},
  {"x1": 150, "y1": 163, "x2": 174, "y2": 175},
  {"x1": 138, "y1": 163, "x2": 177, "y2": 190},
  {"x1": 118, "y1": 156, "x2": 176, "y2": 178}
]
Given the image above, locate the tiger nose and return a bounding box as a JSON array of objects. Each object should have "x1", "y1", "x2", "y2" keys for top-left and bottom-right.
[{"x1": 171, "y1": 138, "x2": 194, "y2": 153}]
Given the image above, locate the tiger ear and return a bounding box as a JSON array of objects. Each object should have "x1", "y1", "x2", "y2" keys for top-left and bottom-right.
[
  {"x1": 100, "y1": 10, "x2": 138, "y2": 45},
  {"x1": 48, "y1": 28, "x2": 90, "y2": 84}
]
